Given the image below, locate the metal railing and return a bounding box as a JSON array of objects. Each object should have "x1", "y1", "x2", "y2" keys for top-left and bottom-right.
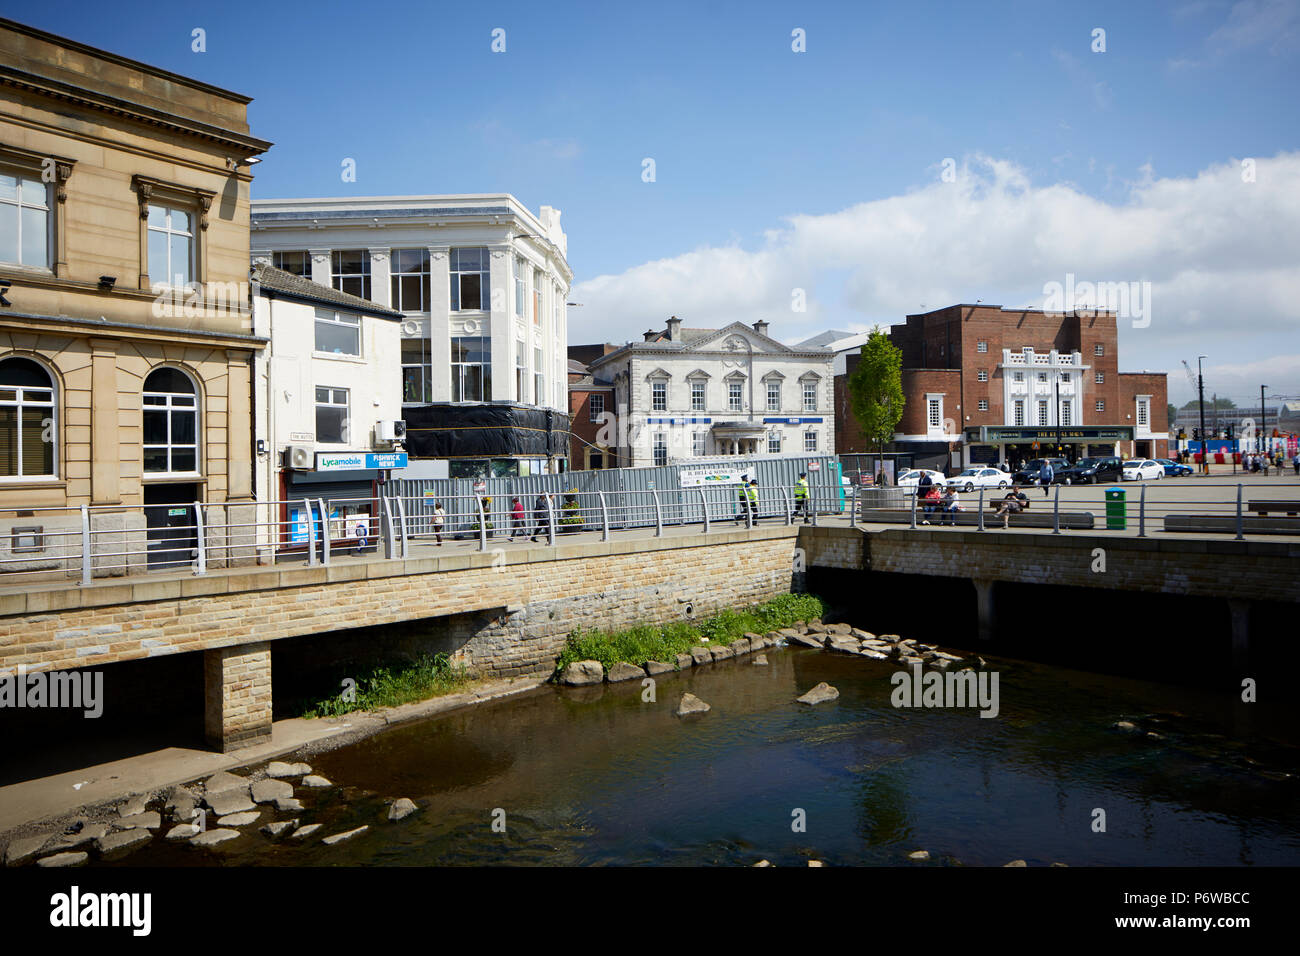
[
  {"x1": 846, "y1": 478, "x2": 1300, "y2": 540},
  {"x1": 3, "y1": 478, "x2": 1293, "y2": 590}
]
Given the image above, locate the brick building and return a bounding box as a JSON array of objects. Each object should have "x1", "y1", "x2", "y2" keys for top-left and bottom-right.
[
  {"x1": 567, "y1": 354, "x2": 616, "y2": 469},
  {"x1": 837, "y1": 305, "x2": 1168, "y2": 472}
]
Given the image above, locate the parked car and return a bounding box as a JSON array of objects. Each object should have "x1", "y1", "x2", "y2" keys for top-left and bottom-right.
[
  {"x1": 944, "y1": 467, "x2": 1011, "y2": 492},
  {"x1": 895, "y1": 469, "x2": 947, "y2": 488},
  {"x1": 1155, "y1": 457, "x2": 1193, "y2": 477},
  {"x1": 1012, "y1": 458, "x2": 1070, "y2": 485},
  {"x1": 1056, "y1": 456, "x2": 1124, "y2": 484},
  {"x1": 1122, "y1": 459, "x2": 1164, "y2": 480}
]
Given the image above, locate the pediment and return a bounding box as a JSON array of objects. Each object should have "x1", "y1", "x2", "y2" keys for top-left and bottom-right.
[{"x1": 682, "y1": 322, "x2": 793, "y2": 355}]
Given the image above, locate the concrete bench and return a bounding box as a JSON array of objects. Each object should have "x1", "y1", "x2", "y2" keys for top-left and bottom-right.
[
  {"x1": 1247, "y1": 500, "x2": 1300, "y2": 516},
  {"x1": 859, "y1": 508, "x2": 1095, "y2": 529},
  {"x1": 1163, "y1": 515, "x2": 1300, "y2": 535}
]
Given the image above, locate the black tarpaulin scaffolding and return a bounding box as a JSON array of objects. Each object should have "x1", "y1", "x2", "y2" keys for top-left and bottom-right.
[{"x1": 403, "y1": 403, "x2": 570, "y2": 458}]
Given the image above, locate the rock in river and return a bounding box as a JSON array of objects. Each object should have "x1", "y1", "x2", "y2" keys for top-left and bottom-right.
[
  {"x1": 607, "y1": 661, "x2": 647, "y2": 682},
  {"x1": 190, "y1": 828, "x2": 240, "y2": 847},
  {"x1": 797, "y1": 682, "x2": 839, "y2": 706},
  {"x1": 753, "y1": 653, "x2": 768, "y2": 666},
  {"x1": 559, "y1": 659, "x2": 605, "y2": 686},
  {"x1": 690, "y1": 646, "x2": 712, "y2": 665},
  {"x1": 675, "y1": 693, "x2": 711, "y2": 717},
  {"x1": 675, "y1": 653, "x2": 694, "y2": 669},
  {"x1": 266, "y1": 761, "x2": 312, "y2": 779},
  {"x1": 36, "y1": 852, "x2": 88, "y2": 868},
  {"x1": 95, "y1": 829, "x2": 153, "y2": 859},
  {"x1": 301, "y1": 775, "x2": 332, "y2": 789},
  {"x1": 644, "y1": 660, "x2": 674, "y2": 676},
  {"x1": 322, "y1": 825, "x2": 369, "y2": 846},
  {"x1": 387, "y1": 798, "x2": 417, "y2": 822},
  {"x1": 251, "y1": 778, "x2": 294, "y2": 805}
]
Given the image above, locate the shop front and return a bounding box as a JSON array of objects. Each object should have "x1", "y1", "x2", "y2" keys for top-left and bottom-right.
[
  {"x1": 964, "y1": 426, "x2": 1134, "y2": 469},
  {"x1": 280, "y1": 451, "x2": 408, "y2": 554}
]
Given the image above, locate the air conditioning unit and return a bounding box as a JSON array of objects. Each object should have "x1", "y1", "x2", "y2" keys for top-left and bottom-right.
[
  {"x1": 375, "y1": 420, "x2": 407, "y2": 442},
  {"x1": 286, "y1": 444, "x2": 314, "y2": 469}
]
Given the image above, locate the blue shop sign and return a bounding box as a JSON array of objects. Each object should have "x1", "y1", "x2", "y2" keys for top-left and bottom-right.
[
  {"x1": 315, "y1": 451, "x2": 409, "y2": 472},
  {"x1": 763, "y1": 417, "x2": 824, "y2": 424}
]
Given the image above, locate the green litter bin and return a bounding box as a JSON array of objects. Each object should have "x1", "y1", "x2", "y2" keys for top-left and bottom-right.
[{"x1": 1105, "y1": 488, "x2": 1127, "y2": 530}]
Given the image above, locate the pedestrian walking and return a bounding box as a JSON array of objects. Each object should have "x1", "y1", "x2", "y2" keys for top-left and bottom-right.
[
  {"x1": 530, "y1": 493, "x2": 550, "y2": 542},
  {"x1": 794, "y1": 472, "x2": 810, "y2": 524},
  {"x1": 746, "y1": 479, "x2": 761, "y2": 525},
  {"x1": 509, "y1": 496, "x2": 525, "y2": 540},
  {"x1": 1039, "y1": 459, "x2": 1054, "y2": 496},
  {"x1": 431, "y1": 501, "x2": 445, "y2": 546},
  {"x1": 735, "y1": 474, "x2": 750, "y2": 524}
]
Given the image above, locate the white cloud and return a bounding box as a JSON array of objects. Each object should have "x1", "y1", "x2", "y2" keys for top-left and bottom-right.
[{"x1": 570, "y1": 152, "x2": 1300, "y2": 400}]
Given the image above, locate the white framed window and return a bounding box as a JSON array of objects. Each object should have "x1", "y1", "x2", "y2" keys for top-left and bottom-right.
[
  {"x1": 0, "y1": 356, "x2": 57, "y2": 479},
  {"x1": 1037, "y1": 400, "x2": 1048, "y2": 425},
  {"x1": 1014, "y1": 400, "x2": 1025, "y2": 426},
  {"x1": 1062, "y1": 400, "x2": 1072, "y2": 425},
  {"x1": 1094, "y1": 343, "x2": 1105, "y2": 356},
  {"x1": 767, "y1": 381, "x2": 781, "y2": 412},
  {"x1": 330, "y1": 250, "x2": 371, "y2": 300},
  {"x1": 1096, "y1": 400, "x2": 1105, "y2": 413},
  {"x1": 0, "y1": 171, "x2": 50, "y2": 269},
  {"x1": 314, "y1": 386, "x2": 349, "y2": 445},
  {"x1": 692, "y1": 431, "x2": 706, "y2": 456},
  {"x1": 315, "y1": 310, "x2": 361, "y2": 356},
  {"x1": 451, "y1": 335, "x2": 491, "y2": 401},
  {"x1": 143, "y1": 367, "x2": 199, "y2": 474},
  {"x1": 803, "y1": 380, "x2": 817, "y2": 412},
  {"x1": 691, "y1": 381, "x2": 706, "y2": 411},
  {"x1": 589, "y1": 393, "x2": 604, "y2": 422},
  {"x1": 1014, "y1": 371, "x2": 1024, "y2": 383},
  {"x1": 450, "y1": 247, "x2": 489, "y2": 310},
  {"x1": 1037, "y1": 372, "x2": 1048, "y2": 383},
  {"x1": 653, "y1": 432, "x2": 668, "y2": 467},
  {"x1": 402, "y1": 339, "x2": 431, "y2": 404},
  {"x1": 515, "y1": 340, "x2": 527, "y2": 402},
  {"x1": 977, "y1": 370, "x2": 988, "y2": 382},
  {"x1": 804, "y1": 430, "x2": 817, "y2": 452},
  {"x1": 978, "y1": 399, "x2": 988, "y2": 412},
  {"x1": 514, "y1": 255, "x2": 527, "y2": 316},
  {"x1": 768, "y1": 431, "x2": 781, "y2": 454},
  {"x1": 1095, "y1": 371, "x2": 1104, "y2": 384},
  {"x1": 390, "y1": 249, "x2": 431, "y2": 312},
  {"x1": 728, "y1": 381, "x2": 743, "y2": 411},
  {"x1": 147, "y1": 204, "x2": 193, "y2": 286},
  {"x1": 533, "y1": 269, "x2": 544, "y2": 324},
  {"x1": 272, "y1": 250, "x2": 311, "y2": 277},
  {"x1": 1137, "y1": 397, "x2": 1150, "y2": 427},
  {"x1": 927, "y1": 397, "x2": 942, "y2": 432},
  {"x1": 533, "y1": 347, "x2": 544, "y2": 405},
  {"x1": 652, "y1": 381, "x2": 667, "y2": 411},
  {"x1": 977, "y1": 340, "x2": 988, "y2": 353}
]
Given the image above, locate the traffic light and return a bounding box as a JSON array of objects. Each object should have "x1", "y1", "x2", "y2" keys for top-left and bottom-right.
[
  {"x1": 1192, "y1": 428, "x2": 1201, "y2": 442},
  {"x1": 1226, "y1": 423, "x2": 1234, "y2": 440}
]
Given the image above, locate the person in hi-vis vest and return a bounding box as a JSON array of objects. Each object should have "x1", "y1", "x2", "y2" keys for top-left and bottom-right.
[{"x1": 794, "y1": 472, "x2": 810, "y2": 524}]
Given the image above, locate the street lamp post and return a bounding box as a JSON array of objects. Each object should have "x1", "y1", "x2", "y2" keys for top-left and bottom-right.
[
  {"x1": 1260, "y1": 385, "x2": 1268, "y2": 457},
  {"x1": 1197, "y1": 356, "x2": 1208, "y2": 475}
]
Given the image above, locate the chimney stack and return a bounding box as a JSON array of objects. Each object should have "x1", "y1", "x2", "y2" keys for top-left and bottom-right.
[
  {"x1": 644, "y1": 329, "x2": 659, "y2": 342},
  {"x1": 753, "y1": 319, "x2": 770, "y2": 336},
  {"x1": 666, "y1": 315, "x2": 682, "y2": 341}
]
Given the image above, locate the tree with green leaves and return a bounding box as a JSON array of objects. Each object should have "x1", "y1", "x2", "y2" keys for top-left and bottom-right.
[{"x1": 847, "y1": 327, "x2": 905, "y2": 458}]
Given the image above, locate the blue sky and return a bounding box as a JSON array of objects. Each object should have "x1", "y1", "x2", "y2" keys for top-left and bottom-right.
[{"x1": 6, "y1": 0, "x2": 1299, "y2": 403}]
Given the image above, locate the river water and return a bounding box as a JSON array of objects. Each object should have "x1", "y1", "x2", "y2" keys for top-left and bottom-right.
[{"x1": 108, "y1": 641, "x2": 1300, "y2": 867}]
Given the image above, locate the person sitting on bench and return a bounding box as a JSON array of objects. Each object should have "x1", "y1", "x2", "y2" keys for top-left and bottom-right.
[
  {"x1": 994, "y1": 489, "x2": 1030, "y2": 528},
  {"x1": 940, "y1": 487, "x2": 962, "y2": 526}
]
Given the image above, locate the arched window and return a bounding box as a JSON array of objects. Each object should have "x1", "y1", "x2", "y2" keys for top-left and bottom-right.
[
  {"x1": 0, "y1": 356, "x2": 56, "y2": 478},
  {"x1": 143, "y1": 367, "x2": 198, "y2": 474}
]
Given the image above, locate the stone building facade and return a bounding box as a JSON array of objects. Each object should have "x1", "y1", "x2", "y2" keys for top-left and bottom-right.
[
  {"x1": 587, "y1": 317, "x2": 835, "y2": 468},
  {"x1": 0, "y1": 18, "x2": 271, "y2": 572}
]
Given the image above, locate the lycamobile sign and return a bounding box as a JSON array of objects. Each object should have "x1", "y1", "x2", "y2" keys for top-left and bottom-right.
[{"x1": 315, "y1": 452, "x2": 409, "y2": 472}]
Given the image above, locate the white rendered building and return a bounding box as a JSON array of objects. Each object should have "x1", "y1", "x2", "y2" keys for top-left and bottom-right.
[
  {"x1": 589, "y1": 318, "x2": 835, "y2": 468},
  {"x1": 250, "y1": 264, "x2": 405, "y2": 535},
  {"x1": 251, "y1": 194, "x2": 572, "y2": 478}
]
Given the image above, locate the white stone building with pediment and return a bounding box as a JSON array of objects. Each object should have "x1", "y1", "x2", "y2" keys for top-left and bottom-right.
[{"x1": 587, "y1": 317, "x2": 835, "y2": 467}]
